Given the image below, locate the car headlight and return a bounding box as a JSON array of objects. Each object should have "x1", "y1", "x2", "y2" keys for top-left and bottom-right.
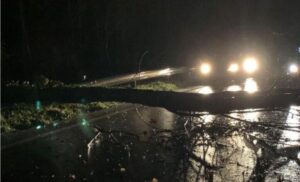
[
  {"x1": 289, "y1": 64, "x2": 298, "y2": 74},
  {"x1": 243, "y1": 57, "x2": 258, "y2": 74},
  {"x1": 227, "y1": 63, "x2": 239, "y2": 73},
  {"x1": 200, "y1": 63, "x2": 211, "y2": 75}
]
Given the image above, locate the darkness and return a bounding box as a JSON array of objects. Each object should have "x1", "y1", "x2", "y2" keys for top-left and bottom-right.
[{"x1": 2, "y1": 0, "x2": 300, "y2": 83}]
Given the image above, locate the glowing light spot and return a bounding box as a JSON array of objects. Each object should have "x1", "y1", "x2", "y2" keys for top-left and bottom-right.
[
  {"x1": 35, "y1": 100, "x2": 41, "y2": 110},
  {"x1": 53, "y1": 122, "x2": 58, "y2": 127},
  {"x1": 81, "y1": 118, "x2": 88, "y2": 126},
  {"x1": 196, "y1": 86, "x2": 214, "y2": 95},
  {"x1": 243, "y1": 57, "x2": 258, "y2": 73},
  {"x1": 244, "y1": 78, "x2": 258, "y2": 93},
  {"x1": 289, "y1": 64, "x2": 298, "y2": 74},
  {"x1": 36, "y1": 125, "x2": 42, "y2": 130},
  {"x1": 228, "y1": 63, "x2": 239, "y2": 73},
  {"x1": 226, "y1": 85, "x2": 242, "y2": 92},
  {"x1": 200, "y1": 63, "x2": 211, "y2": 75}
]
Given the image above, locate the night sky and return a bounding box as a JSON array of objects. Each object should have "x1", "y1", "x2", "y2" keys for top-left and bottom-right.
[{"x1": 2, "y1": 0, "x2": 300, "y2": 82}]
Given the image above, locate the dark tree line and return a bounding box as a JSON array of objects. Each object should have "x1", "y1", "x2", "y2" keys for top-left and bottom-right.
[{"x1": 2, "y1": 0, "x2": 300, "y2": 83}]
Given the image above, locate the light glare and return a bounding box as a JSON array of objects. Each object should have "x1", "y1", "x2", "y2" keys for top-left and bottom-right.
[
  {"x1": 289, "y1": 64, "x2": 298, "y2": 74},
  {"x1": 244, "y1": 78, "x2": 258, "y2": 93},
  {"x1": 228, "y1": 63, "x2": 239, "y2": 73},
  {"x1": 243, "y1": 58, "x2": 258, "y2": 73},
  {"x1": 159, "y1": 68, "x2": 172, "y2": 75},
  {"x1": 81, "y1": 118, "x2": 88, "y2": 126},
  {"x1": 226, "y1": 85, "x2": 242, "y2": 92},
  {"x1": 196, "y1": 86, "x2": 214, "y2": 95},
  {"x1": 200, "y1": 63, "x2": 211, "y2": 75}
]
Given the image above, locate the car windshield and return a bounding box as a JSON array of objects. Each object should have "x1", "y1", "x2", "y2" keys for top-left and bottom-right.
[{"x1": 2, "y1": 1, "x2": 300, "y2": 181}]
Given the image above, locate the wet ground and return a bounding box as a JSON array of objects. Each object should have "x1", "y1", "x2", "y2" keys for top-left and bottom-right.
[{"x1": 2, "y1": 103, "x2": 300, "y2": 182}]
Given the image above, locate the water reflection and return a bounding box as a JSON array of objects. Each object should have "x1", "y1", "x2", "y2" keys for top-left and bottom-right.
[
  {"x1": 242, "y1": 109, "x2": 261, "y2": 122},
  {"x1": 184, "y1": 132, "x2": 256, "y2": 182},
  {"x1": 134, "y1": 107, "x2": 175, "y2": 141},
  {"x1": 5, "y1": 103, "x2": 299, "y2": 181},
  {"x1": 230, "y1": 108, "x2": 262, "y2": 122},
  {"x1": 195, "y1": 86, "x2": 214, "y2": 95},
  {"x1": 244, "y1": 78, "x2": 258, "y2": 93},
  {"x1": 225, "y1": 85, "x2": 242, "y2": 92},
  {"x1": 277, "y1": 106, "x2": 300, "y2": 148},
  {"x1": 201, "y1": 114, "x2": 216, "y2": 124}
]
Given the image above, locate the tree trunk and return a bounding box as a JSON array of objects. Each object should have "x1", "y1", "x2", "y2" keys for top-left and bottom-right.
[{"x1": 2, "y1": 87, "x2": 300, "y2": 113}]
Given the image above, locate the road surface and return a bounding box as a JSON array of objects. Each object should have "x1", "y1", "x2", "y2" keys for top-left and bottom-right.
[{"x1": 2, "y1": 82, "x2": 300, "y2": 182}]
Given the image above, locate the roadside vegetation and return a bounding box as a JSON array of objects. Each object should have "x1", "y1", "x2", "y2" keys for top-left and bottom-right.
[
  {"x1": 1, "y1": 102, "x2": 117, "y2": 133},
  {"x1": 135, "y1": 81, "x2": 178, "y2": 91},
  {"x1": 1, "y1": 77, "x2": 179, "y2": 133}
]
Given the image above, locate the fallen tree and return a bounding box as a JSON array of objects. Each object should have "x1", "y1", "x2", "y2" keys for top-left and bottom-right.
[{"x1": 2, "y1": 87, "x2": 300, "y2": 113}]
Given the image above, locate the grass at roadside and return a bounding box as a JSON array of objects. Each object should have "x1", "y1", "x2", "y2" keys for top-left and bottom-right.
[
  {"x1": 135, "y1": 81, "x2": 178, "y2": 91},
  {"x1": 1, "y1": 80, "x2": 179, "y2": 133},
  {"x1": 1, "y1": 102, "x2": 117, "y2": 133}
]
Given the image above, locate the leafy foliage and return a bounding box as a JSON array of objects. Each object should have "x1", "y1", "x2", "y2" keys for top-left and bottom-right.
[
  {"x1": 1, "y1": 102, "x2": 117, "y2": 133},
  {"x1": 5, "y1": 75, "x2": 64, "y2": 88}
]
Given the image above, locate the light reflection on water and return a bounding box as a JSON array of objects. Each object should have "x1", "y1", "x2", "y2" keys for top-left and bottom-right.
[
  {"x1": 200, "y1": 114, "x2": 216, "y2": 124},
  {"x1": 225, "y1": 85, "x2": 242, "y2": 92},
  {"x1": 244, "y1": 78, "x2": 258, "y2": 93},
  {"x1": 242, "y1": 109, "x2": 261, "y2": 122},
  {"x1": 84, "y1": 97, "x2": 299, "y2": 181},
  {"x1": 230, "y1": 108, "x2": 262, "y2": 122},
  {"x1": 185, "y1": 132, "x2": 256, "y2": 182},
  {"x1": 183, "y1": 111, "x2": 259, "y2": 182},
  {"x1": 195, "y1": 86, "x2": 214, "y2": 95},
  {"x1": 277, "y1": 106, "x2": 300, "y2": 148},
  {"x1": 193, "y1": 78, "x2": 259, "y2": 94}
]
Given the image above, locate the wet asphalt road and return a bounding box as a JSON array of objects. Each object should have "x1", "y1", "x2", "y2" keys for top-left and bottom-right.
[
  {"x1": 2, "y1": 104, "x2": 300, "y2": 182},
  {"x1": 2, "y1": 81, "x2": 300, "y2": 182}
]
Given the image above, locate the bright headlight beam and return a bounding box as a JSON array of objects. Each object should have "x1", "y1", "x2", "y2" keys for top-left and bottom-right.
[
  {"x1": 228, "y1": 63, "x2": 239, "y2": 73},
  {"x1": 200, "y1": 63, "x2": 211, "y2": 75},
  {"x1": 243, "y1": 58, "x2": 258, "y2": 73},
  {"x1": 159, "y1": 68, "x2": 172, "y2": 75},
  {"x1": 289, "y1": 64, "x2": 298, "y2": 74}
]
